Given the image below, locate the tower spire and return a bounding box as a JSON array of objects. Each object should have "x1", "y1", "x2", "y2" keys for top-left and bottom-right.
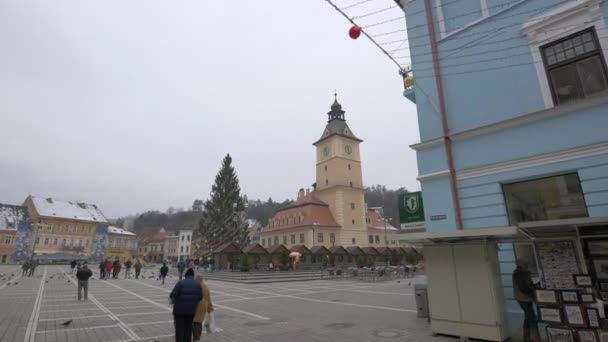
[{"x1": 328, "y1": 93, "x2": 345, "y2": 122}]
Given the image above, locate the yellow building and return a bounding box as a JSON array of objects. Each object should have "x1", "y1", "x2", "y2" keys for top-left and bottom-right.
[
  {"x1": 104, "y1": 226, "x2": 138, "y2": 262},
  {"x1": 260, "y1": 96, "x2": 379, "y2": 248},
  {"x1": 23, "y1": 195, "x2": 107, "y2": 258}
]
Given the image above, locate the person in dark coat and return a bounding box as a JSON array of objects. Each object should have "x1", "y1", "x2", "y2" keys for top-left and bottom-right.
[
  {"x1": 160, "y1": 262, "x2": 169, "y2": 285},
  {"x1": 22, "y1": 260, "x2": 30, "y2": 276},
  {"x1": 113, "y1": 260, "x2": 121, "y2": 279},
  {"x1": 124, "y1": 259, "x2": 132, "y2": 279},
  {"x1": 170, "y1": 268, "x2": 202, "y2": 342},
  {"x1": 76, "y1": 262, "x2": 93, "y2": 300},
  {"x1": 177, "y1": 260, "x2": 186, "y2": 281},
  {"x1": 134, "y1": 259, "x2": 142, "y2": 279},
  {"x1": 99, "y1": 260, "x2": 106, "y2": 279},
  {"x1": 70, "y1": 260, "x2": 77, "y2": 275},
  {"x1": 28, "y1": 259, "x2": 38, "y2": 276},
  {"x1": 513, "y1": 259, "x2": 539, "y2": 342}
]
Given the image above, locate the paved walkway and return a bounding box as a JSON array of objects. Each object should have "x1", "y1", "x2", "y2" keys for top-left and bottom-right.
[{"x1": 0, "y1": 265, "x2": 449, "y2": 342}]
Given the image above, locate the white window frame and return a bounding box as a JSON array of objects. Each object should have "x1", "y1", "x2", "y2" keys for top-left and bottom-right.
[
  {"x1": 522, "y1": 0, "x2": 607, "y2": 108},
  {"x1": 434, "y1": 0, "x2": 491, "y2": 39}
]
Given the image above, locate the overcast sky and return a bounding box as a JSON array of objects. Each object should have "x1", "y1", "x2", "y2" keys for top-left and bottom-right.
[{"x1": 0, "y1": 0, "x2": 419, "y2": 218}]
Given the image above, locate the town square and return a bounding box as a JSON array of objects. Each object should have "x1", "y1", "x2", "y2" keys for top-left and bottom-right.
[{"x1": 3, "y1": 0, "x2": 608, "y2": 341}]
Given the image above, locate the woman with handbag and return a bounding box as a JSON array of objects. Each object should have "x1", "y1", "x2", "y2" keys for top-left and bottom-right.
[{"x1": 193, "y1": 274, "x2": 214, "y2": 341}]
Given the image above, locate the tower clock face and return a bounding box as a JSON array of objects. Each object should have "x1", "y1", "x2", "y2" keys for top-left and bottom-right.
[
  {"x1": 323, "y1": 147, "x2": 329, "y2": 156},
  {"x1": 345, "y1": 145, "x2": 352, "y2": 154}
]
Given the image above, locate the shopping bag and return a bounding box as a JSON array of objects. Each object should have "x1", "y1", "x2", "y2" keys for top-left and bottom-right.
[{"x1": 204, "y1": 312, "x2": 223, "y2": 333}]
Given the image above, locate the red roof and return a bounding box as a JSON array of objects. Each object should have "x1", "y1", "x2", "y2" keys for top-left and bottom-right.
[
  {"x1": 367, "y1": 209, "x2": 398, "y2": 231},
  {"x1": 263, "y1": 193, "x2": 339, "y2": 232},
  {"x1": 137, "y1": 227, "x2": 173, "y2": 243}
]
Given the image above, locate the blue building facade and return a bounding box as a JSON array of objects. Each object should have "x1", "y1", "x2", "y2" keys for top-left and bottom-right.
[{"x1": 400, "y1": 0, "x2": 608, "y2": 340}]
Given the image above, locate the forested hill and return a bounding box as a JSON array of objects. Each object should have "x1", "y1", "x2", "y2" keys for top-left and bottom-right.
[{"x1": 114, "y1": 184, "x2": 406, "y2": 233}]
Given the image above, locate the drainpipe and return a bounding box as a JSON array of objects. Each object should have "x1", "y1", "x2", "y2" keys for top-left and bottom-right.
[{"x1": 423, "y1": 0, "x2": 464, "y2": 230}]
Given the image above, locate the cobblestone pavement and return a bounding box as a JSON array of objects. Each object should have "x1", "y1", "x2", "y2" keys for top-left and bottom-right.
[{"x1": 0, "y1": 265, "x2": 451, "y2": 342}]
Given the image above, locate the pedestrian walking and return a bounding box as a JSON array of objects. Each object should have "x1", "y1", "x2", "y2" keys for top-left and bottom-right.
[
  {"x1": 177, "y1": 260, "x2": 186, "y2": 281},
  {"x1": 70, "y1": 260, "x2": 77, "y2": 275},
  {"x1": 113, "y1": 260, "x2": 121, "y2": 279},
  {"x1": 192, "y1": 274, "x2": 214, "y2": 342},
  {"x1": 28, "y1": 259, "x2": 37, "y2": 277},
  {"x1": 125, "y1": 259, "x2": 132, "y2": 279},
  {"x1": 169, "y1": 268, "x2": 202, "y2": 342},
  {"x1": 21, "y1": 260, "x2": 29, "y2": 276},
  {"x1": 105, "y1": 260, "x2": 113, "y2": 280},
  {"x1": 99, "y1": 260, "x2": 106, "y2": 279},
  {"x1": 134, "y1": 259, "x2": 142, "y2": 279},
  {"x1": 160, "y1": 262, "x2": 169, "y2": 285},
  {"x1": 513, "y1": 259, "x2": 539, "y2": 342},
  {"x1": 76, "y1": 262, "x2": 93, "y2": 300}
]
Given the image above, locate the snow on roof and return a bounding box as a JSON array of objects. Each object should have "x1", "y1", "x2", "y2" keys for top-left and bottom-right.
[
  {"x1": 0, "y1": 204, "x2": 28, "y2": 231},
  {"x1": 30, "y1": 196, "x2": 108, "y2": 223},
  {"x1": 107, "y1": 226, "x2": 136, "y2": 236}
]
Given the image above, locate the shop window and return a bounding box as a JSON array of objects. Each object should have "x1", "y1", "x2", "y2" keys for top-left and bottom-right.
[
  {"x1": 300, "y1": 234, "x2": 305, "y2": 243},
  {"x1": 291, "y1": 235, "x2": 296, "y2": 244},
  {"x1": 503, "y1": 173, "x2": 587, "y2": 224},
  {"x1": 369, "y1": 235, "x2": 373, "y2": 243},
  {"x1": 541, "y1": 28, "x2": 608, "y2": 105},
  {"x1": 318, "y1": 233, "x2": 324, "y2": 243}
]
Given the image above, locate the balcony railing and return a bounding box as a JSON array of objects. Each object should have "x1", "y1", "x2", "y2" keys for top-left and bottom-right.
[{"x1": 105, "y1": 245, "x2": 138, "y2": 251}]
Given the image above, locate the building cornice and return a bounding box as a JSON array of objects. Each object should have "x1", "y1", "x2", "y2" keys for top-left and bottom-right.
[
  {"x1": 410, "y1": 93, "x2": 608, "y2": 151},
  {"x1": 457, "y1": 140, "x2": 608, "y2": 180},
  {"x1": 521, "y1": 0, "x2": 602, "y2": 40},
  {"x1": 417, "y1": 169, "x2": 450, "y2": 181}
]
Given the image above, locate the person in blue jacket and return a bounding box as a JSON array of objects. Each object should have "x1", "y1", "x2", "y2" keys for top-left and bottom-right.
[{"x1": 170, "y1": 268, "x2": 202, "y2": 342}]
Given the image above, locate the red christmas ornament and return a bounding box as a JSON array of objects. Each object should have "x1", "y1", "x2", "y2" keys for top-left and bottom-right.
[{"x1": 349, "y1": 25, "x2": 361, "y2": 40}]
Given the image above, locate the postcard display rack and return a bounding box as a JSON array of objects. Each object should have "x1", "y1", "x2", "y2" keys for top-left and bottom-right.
[{"x1": 534, "y1": 241, "x2": 602, "y2": 342}]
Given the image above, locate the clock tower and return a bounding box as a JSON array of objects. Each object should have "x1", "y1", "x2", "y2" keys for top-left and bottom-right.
[{"x1": 313, "y1": 95, "x2": 367, "y2": 247}]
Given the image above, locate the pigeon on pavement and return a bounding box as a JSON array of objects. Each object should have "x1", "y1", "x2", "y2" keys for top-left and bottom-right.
[{"x1": 61, "y1": 320, "x2": 73, "y2": 326}]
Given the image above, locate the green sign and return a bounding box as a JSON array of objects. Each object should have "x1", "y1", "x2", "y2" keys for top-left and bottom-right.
[{"x1": 399, "y1": 192, "x2": 425, "y2": 224}]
